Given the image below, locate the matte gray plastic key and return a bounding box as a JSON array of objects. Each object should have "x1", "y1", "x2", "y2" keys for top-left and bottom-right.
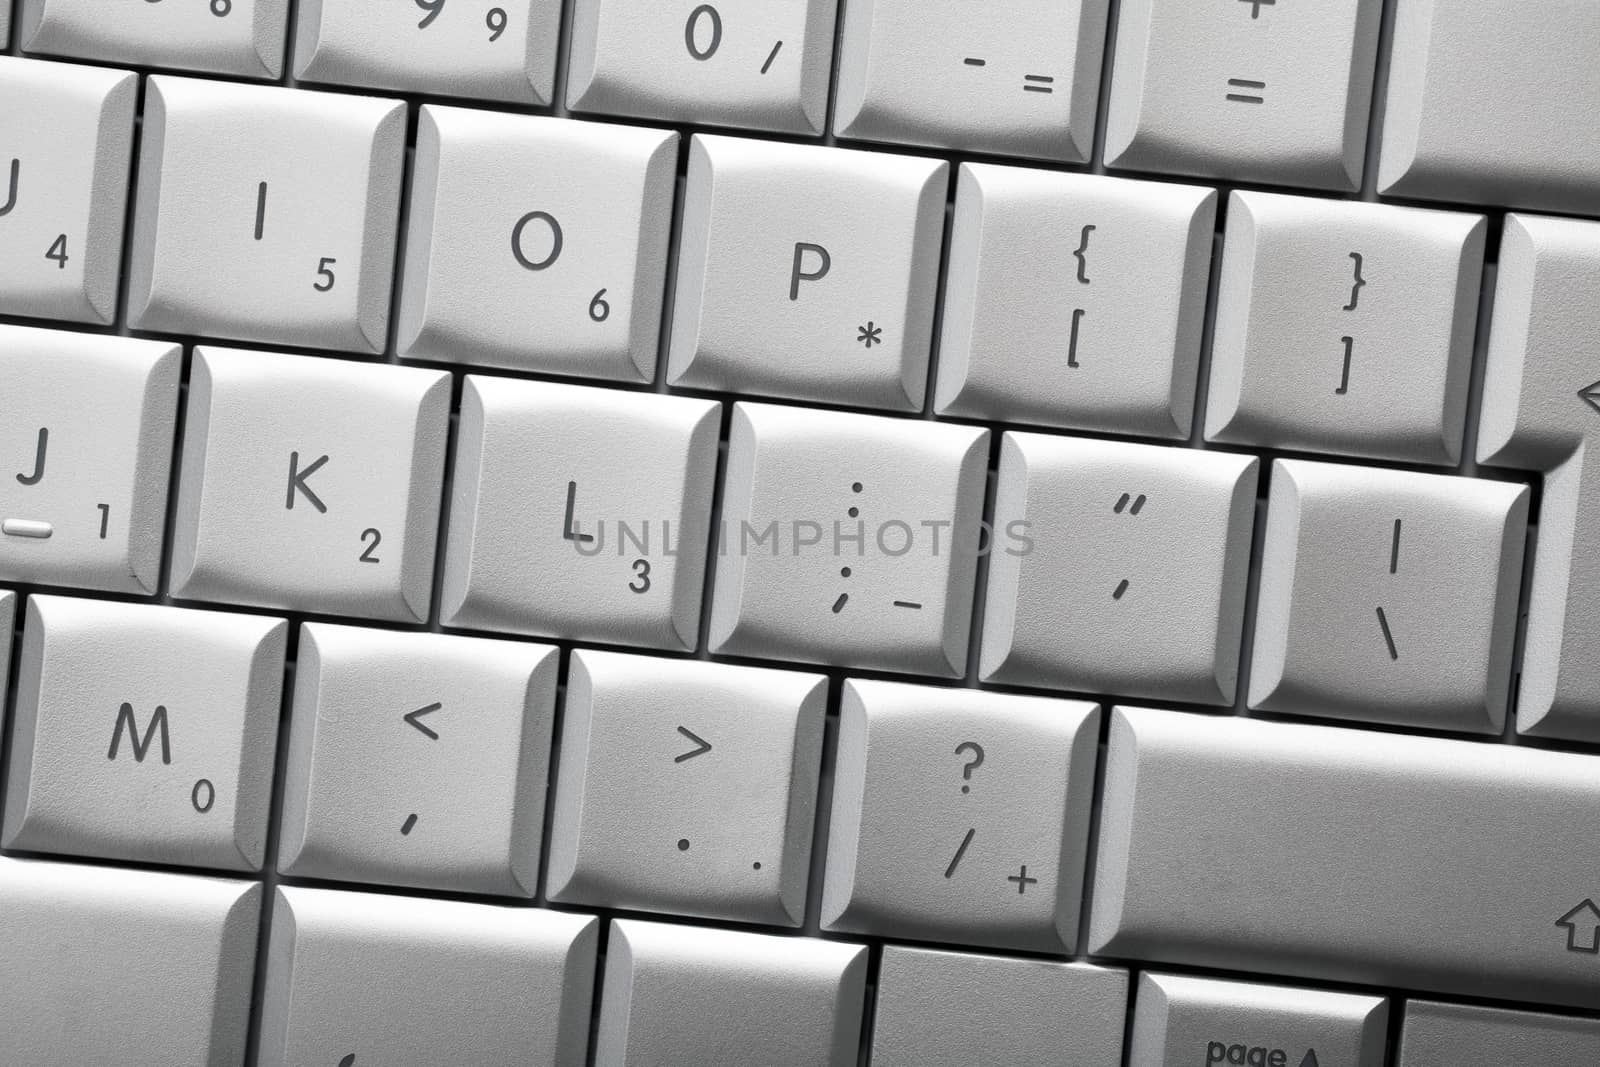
[
  {"x1": 1090, "y1": 706, "x2": 1600, "y2": 1009},
  {"x1": 871, "y1": 947, "x2": 1128, "y2": 1067},
  {"x1": 3, "y1": 596, "x2": 286, "y2": 872},
  {"x1": 595, "y1": 918, "x2": 869, "y2": 1067},
  {"x1": 0, "y1": 57, "x2": 135, "y2": 325},
  {"x1": 547, "y1": 651, "x2": 827, "y2": 927},
  {"x1": 0, "y1": 856, "x2": 261, "y2": 1067},
  {"x1": 1378, "y1": 0, "x2": 1600, "y2": 214},
  {"x1": 278, "y1": 623, "x2": 559, "y2": 897},
  {"x1": 259, "y1": 886, "x2": 597, "y2": 1067},
  {"x1": 1128, "y1": 972, "x2": 1388, "y2": 1067},
  {"x1": 0, "y1": 326, "x2": 180, "y2": 594},
  {"x1": 1397, "y1": 1001, "x2": 1600, "y2": 1066},
  {"x1": 20, "y1": 0, "x2": 289, "y2": 79},
  {"x1": 1478, "y1": 214, "x2": 1600, "y2": 743}
]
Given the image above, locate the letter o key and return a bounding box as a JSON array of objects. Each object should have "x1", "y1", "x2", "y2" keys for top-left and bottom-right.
[{"x1": 512, "y1": 211, "x2": 563, "y2": 271}]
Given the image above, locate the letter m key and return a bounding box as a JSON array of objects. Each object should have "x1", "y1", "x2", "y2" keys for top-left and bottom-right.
[{"x1": 107, "y1": 703, "x2": 171, "y2": 764}]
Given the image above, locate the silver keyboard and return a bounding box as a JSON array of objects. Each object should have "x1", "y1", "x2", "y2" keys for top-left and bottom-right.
[{"x1": 2, "y1": 0, "x2": 1600, "y2": 1064}]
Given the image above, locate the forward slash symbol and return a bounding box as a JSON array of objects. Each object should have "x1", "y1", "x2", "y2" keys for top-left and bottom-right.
[{"x1": 944, "y1": 828, "x2": 976, "y2": 878}]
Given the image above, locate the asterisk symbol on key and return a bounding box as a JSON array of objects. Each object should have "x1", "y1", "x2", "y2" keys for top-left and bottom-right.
[{"x1": 857, "y1": 322, "x2": 884, "y2": 348}]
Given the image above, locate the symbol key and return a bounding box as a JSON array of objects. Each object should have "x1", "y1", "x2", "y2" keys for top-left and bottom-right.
[
  {"x1": 547, "y1": 651, "x2": 827, "y2": 926},
  {"x1": 822, "y1": 681, "x2": 1100, "y2": 953},
  {"x1": 1, "y1": 596, "x2": 286, "y2": 872},
  {"x1": 278, "y1": 623, "x2": 559, "y2": 897}
]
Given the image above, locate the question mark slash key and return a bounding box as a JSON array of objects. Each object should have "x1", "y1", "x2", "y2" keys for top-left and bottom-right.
[{"x1": 821, "y1": 680, "x2": 1101, "y2": 953}]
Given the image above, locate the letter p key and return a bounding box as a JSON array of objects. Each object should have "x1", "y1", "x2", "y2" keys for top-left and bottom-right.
[{"x1": 789, "y1": 242, "x2": 831, "y2": 300}]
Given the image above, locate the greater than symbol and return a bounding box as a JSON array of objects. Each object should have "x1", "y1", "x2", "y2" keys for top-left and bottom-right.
[
  {"x1": 760, "y1": 40, "x2": 783, "y2": 74},
  {"x1": 401, "y1": 814, "x2": 419, "y2": 836},
  {"x1": 1226, "y1": 78, "x2": 1266, "y2": 104},
  {"x1": 1007, "y1": 865, "x2": 1039, "y2": 893},
  {"x1": 1113, "y1": 579, "x2": 1130, "y2": 600},
  {"x1": 1376, "y1": 606, "x2": 1399, "y2": 660},
  {"x1": 944, "y1": 828, "x2": 976, "y2": 878},
  {"x1": 857, "y1": 322, "x2": 883, "y2": 348}
]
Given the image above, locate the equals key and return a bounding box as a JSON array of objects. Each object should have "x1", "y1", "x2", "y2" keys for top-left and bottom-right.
[{"x1": 1023, "y1": 75, "x2": 1056, "y2": 94}]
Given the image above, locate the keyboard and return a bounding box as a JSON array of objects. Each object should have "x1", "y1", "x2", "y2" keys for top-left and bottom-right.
[{"x1": 1, "y1": 0, "x2": 1599, "y2": 1063}]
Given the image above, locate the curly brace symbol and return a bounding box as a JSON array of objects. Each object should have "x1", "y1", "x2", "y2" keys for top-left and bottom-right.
[
  {"x1": 1073, "y1": 225, "x2": 1096, "y2": 285},
  {"x1": 1344, "y1": 252, "x2": 1367, "y2": 311}
]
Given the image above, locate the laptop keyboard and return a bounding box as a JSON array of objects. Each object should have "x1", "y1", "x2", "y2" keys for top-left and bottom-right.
[{"x1": 2, "y1": 0, "x2": 1600, "y2": 1063}]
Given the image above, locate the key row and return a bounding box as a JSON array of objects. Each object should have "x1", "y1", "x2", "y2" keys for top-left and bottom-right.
[
  {"x1": 8, "y1": 0, "x2": 1600, "y2": 211},
  {"x1": 4, "y1": 329, "x2": 1587, "y2": 736},
  {"x1": 4, "y1": 594, "x2": 1600, "y2": 1010},
  {"x1": 4, "y1": 689, "x2": 1600, "y2": 1057},
  {"x1": 4, "y1": 66, "x2": 1594, "y2": 444},
  {"x1": 8, "y1": 864, "x2": 1598, "y2": 1067}
]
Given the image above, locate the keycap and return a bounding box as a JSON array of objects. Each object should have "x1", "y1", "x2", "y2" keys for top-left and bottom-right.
[
  {"x1": 709, "y1": 402, "x2": 989, "y2": 676},
  {"x1": 0, "y1": 857, "x2": 260, "y2": 1067},
  {"x1": 595, "y1": 918, "x2": 868, "y2": 1067},
  {"x1": 1478, "y1": 214, "x2": 1600, "y2": 743},
  {"x1": 0, "y1": 326, "x2": 180, "y2": 594},
  {"x1": 171, "y1": 347, "x2": 450, "y2": 622},
  {"x1": 18, "y1": 0, "x2": 288, "y2": 79},
  {"x1": 871, "y1": 948, "x2": 1127, "y2": 1067},
  {"x1": 0, "y1": 58, "x2": 135, "y2": 325},
  {"x1": 441, "y1": 376, "x2": 719, "y2": 648},
  {"x1": 1378, "y1": 0, "x2": 1600, "y2": 214},
  {"x1": 567, "y1": 0, "x2": 838, "y2": 135},
  {"x1": 1397, "y1": 1001, "x2": 1600, "y2": 1066},
  {"x1": 127, "y1": 76, "x2": 405, "y2": 355},
  {"x1": 936, "y1": 165, "x2": 1216, "y2": 438},
  {"x1": 293, "y1": 0, "x2": 561, "y2": 104},
  {"x1": 981, "y1": 433, "x2": 1257, "y2": 704},
  {"x1": 1250, "y1": 459, "x2": 1528, "y2": 734},
  {"x1": 278, "y1": 624, "x2": 558, "y2": 897},
  {"x1": 833, "y1": 0, "x2": 1108, "y2": 162},
  {"x1": 1129, "y1": 972, "x2": 1388, "y2": 1067},
  {"x1": 547, "y1": 651, "x2": 826, "y2": 926},
  {"x1": 398, "y1": 107, "x2": 677, "y2": 382},
  {"x1": 1088, "y1": 706, "x2": 1600, "y2": 1009},
  {"x1": 1, "y1": 3, "x2": 9, "y2": 47},
  {"x1": 1205, "y1": 192, "x2": 1485, "y2": 464},
  {"x1": 668, "y1": 135, "x2": 947, "y2": 411},
  {"x1": 2, "y1": 596, "x2": 286, "y2": 872},
  {"x1": 259, "y1": 886, "x2": 597, "y2": 1067},
  {"x1": 822, "y1": 680, "x2": 1099, "y2": 953},
  {"x1": 1104, "y1": 0, "x2": 1382, "y2": 190}
]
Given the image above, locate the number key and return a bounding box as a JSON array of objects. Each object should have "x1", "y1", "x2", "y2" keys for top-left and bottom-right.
[
  {"x1": 0, "y1": 57, "x2": 136, "y2": 325},
  {"x1": 171, "y1": 347, "x2": 451, "y2": 622},
  {"x1": 293, "y1": 0, "x2": 562, "y2": 105},
  {"x1": 440, "y1": 376, "x2": 720, "y2": 650},
  {"x1": 126, "y1": 76, "x2": 405, "y2": 355},
  {"x1": 567, "y1": 0, "x2": 839, "y2": 135},
  {"x1": 20, "y1": 0, "x2": 287, "y2": 79},
  {"x1": 398, "y1": 107, "x2": 677, "y2": 382}
]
